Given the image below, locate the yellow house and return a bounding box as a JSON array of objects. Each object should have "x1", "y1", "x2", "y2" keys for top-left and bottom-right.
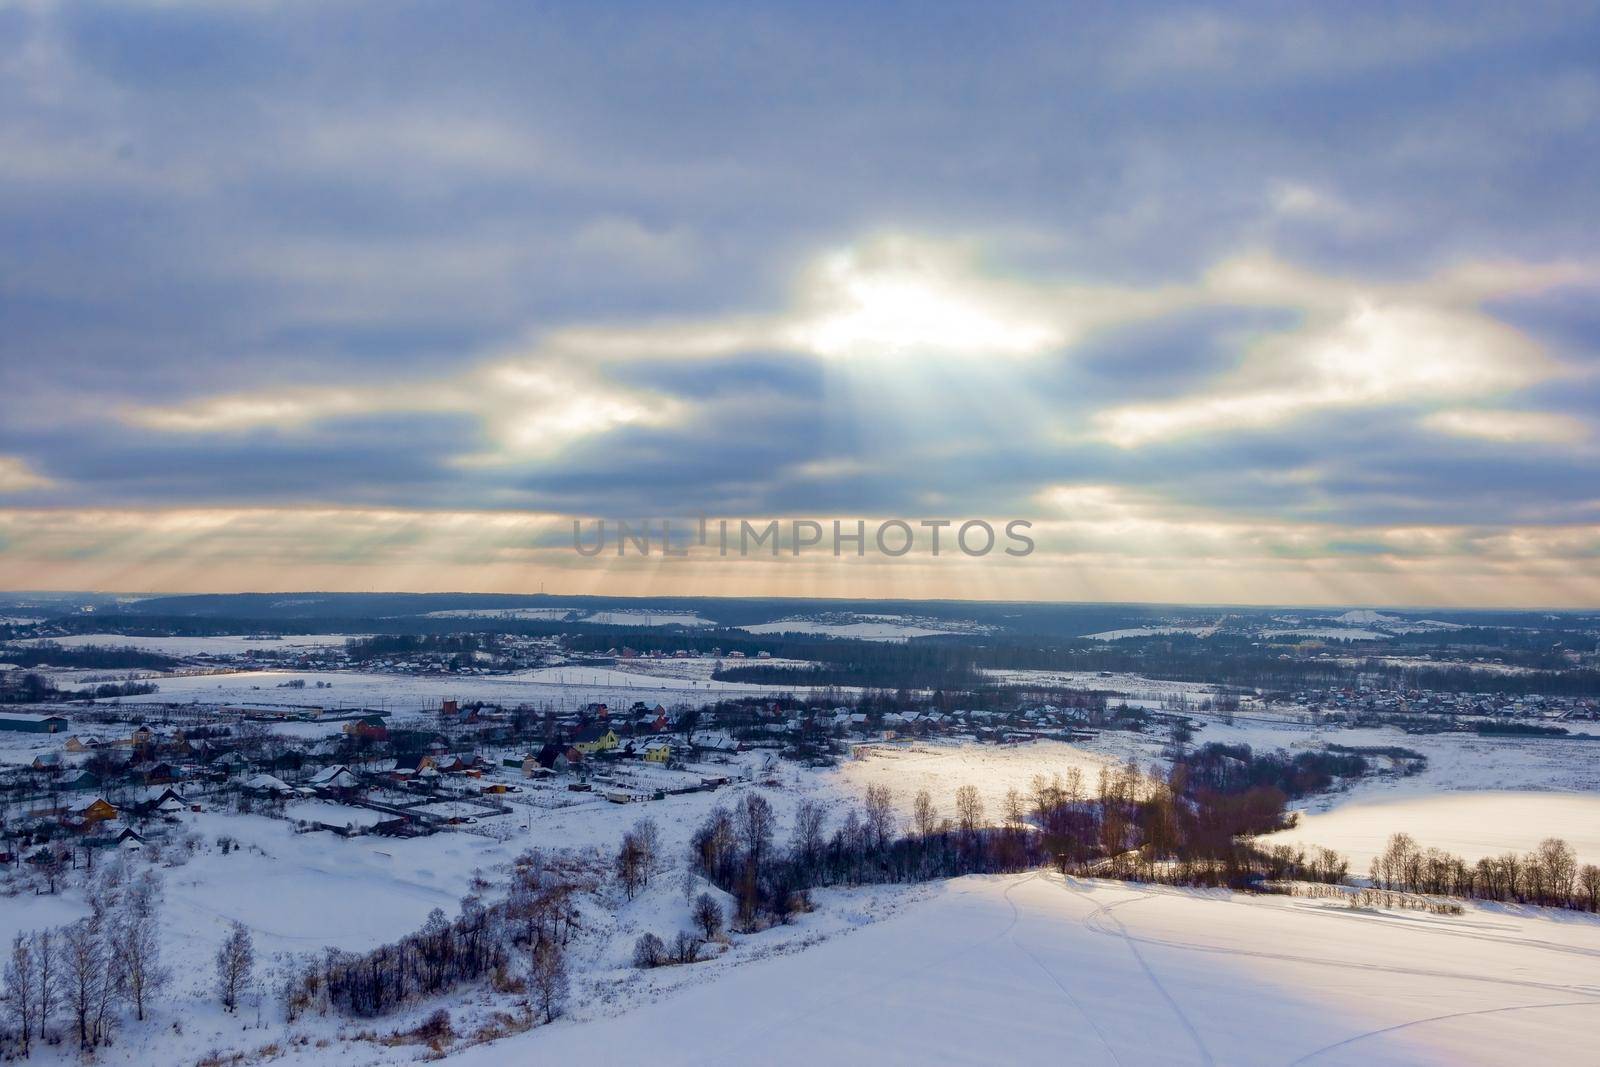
[
  {"x1": 572, "y1": 728, "x2": 619, "y2": 755},
  {"x1": 643, "y1": 740, "x2": 672, "y2": 764},
  {"x1": 68, "y1": 797, "x2": 118, "y2": 825}
]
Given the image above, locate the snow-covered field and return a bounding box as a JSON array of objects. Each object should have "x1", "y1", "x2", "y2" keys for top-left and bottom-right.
[
  {"x1": 16, "y1": 633, "x2": 360, "y2": 656},
  {"x1": 582, "y1": 610, "x2": 715, "y2": 627},
  {"x1": 983, "y1": 667, "x2": 1226, "y2": 703},
  {"x1": 1181, "y1": 721, "x2": 1600, "y2": 807},
  {"x1": 1263, "y1": 791, "x2": 1600, "y2": 869},
  {"x1": 1262, "y1": 627, "x2": 1392, "y2": 640},
  {"x1": 111, "y1": 664, "x2": 826, "y2": 715},
  {"x1": 1084, "y1": 625, "x2": 1218, "y2": 640},
  {"x1": 421, "y1": 608, "x2": 715, "y2": 626},
  {"x1": 830, "y1": 741, "x2": 1123, "y2": 819},
  {"x1": 463, "y1": 872, "x2": 1600, "y2": 1066},
  {"x1": 162, "y1": 812, "x2": 505, "y2": 954},
  {"x1": 739, "y1": 613, "x2": 987, "y2": 640}
]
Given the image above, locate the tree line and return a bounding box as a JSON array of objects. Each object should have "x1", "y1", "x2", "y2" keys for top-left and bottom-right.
[
  {"x1": 1370, "y1": 832, "x2": 1600, "y2": 912},
  {"x1": 683, "y1": 742, "x2": 1373, "y2": 930}
]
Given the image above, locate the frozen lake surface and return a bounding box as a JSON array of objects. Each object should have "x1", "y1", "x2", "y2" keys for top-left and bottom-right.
[{"x1": 1263, "y1": 790, "x2": 1600, "y2": 869}]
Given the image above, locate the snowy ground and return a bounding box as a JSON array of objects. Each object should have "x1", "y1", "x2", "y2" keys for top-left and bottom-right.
[{"x1": 456, "y1": 872, "x2": 1600, "y2": 1066}]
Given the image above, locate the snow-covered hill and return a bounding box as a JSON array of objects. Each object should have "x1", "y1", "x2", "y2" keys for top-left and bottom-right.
[{"x1": 452, "y1": 872, "x2": 1600, "y2": 1065}]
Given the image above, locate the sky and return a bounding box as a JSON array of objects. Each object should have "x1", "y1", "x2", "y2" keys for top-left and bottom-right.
[{"x1": 2, "y1": 0, "x2": 1599, "y2": 607}]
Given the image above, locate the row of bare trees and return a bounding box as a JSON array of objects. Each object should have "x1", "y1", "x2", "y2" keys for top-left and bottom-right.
[
  {"x1": 1371, "y1": 833, "x2": 1600, "y2": 911},
  {"x1": 687, "y1": 746, "x2": 1362, "y2": 927}
]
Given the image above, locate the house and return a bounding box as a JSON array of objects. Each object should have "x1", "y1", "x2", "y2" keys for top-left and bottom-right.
[
  {"x1": 130, "y1": 724, "x2": 156, "y2": 746},
  {"x1": 642, "y1": 739, "x2": 673, "y2": 764},
  {"x1": 66, "y1": 796, "x2": 117, "y2": 826},
  {"x1": 689, "y1": 730, "x2": 740, "y2": 753},
  {"x1": 133, "y1": 787, "x2": 190, "y2": 817},
  {"x1": 63, "y1": 734, "x2": 102, "y2": 752},
  {"x1": 59, "y1": 768, "x2": 99, "y2": 791},
  {"x1": 31, "y1": 751, "x2": 63, "y2": 772},
  {"x1": 571, "y1": 726, "x2": 619, "y2": 755},
  {"x1": 520, "y1": 757, "x2": 555, "y2": 778},
  {"x1": 343, "y1": 715, "x2": 390, "y2": 742},
  {"x1": 130, "y1": 760, "x2": 177, "y2": 786},
  {"x1": 0, "y1": 713, "x2": 69, "y2": 733},
  {"x1": 308, "y1": 765, "x2": 361, "y2": 792},
  {"x1": 244, "y1": 772, "x2": 294, "y2": 796},
  {"x1": 435, "y1": 754, "x2": 482, "y2": 775}
]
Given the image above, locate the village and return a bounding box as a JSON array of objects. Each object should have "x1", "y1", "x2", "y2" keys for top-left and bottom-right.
[{"x1": 0, "y1": 686, "x2": 1137, "y2": 877}]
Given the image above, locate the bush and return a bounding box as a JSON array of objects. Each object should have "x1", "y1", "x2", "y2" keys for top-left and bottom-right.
[{"x1": 632, "y1": 932, "x2": 666, "y2": 969}]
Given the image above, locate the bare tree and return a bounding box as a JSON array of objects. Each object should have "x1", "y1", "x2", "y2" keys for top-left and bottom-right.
[
  {"x1": 1536, "y1": 838, "x2": 1578, "y2": 906},
  {"x1": 631, "y1": 819, "x2": 661, "y2": 884},
  {"x1": 632, "y1": 932, "x2": 666, "y2": 969},
  {"x1": 864, "y1": 784, "x2": 896, "y2": 850},
  {"x1": 1, "y1": 933, "x2": 34, "y2": 1057},
  {"x1": 114, "y1": 909, "x2": 168, "y2": 1021},
  {"x1": 32, "y1": 930, "x2": 54, "y2": 1046},
  {"x1": 955, "y1": 785, "x2": 984, "y2": 835},
  {"x1": 528, "y1": 938, "x2": 568, "y2": 1024},
  {"x1": 216, "y1": 922, "x2": 255, "y2": 1012},
  {"x1": 60, "y1": 918, "x2": 107, "y2": 1048},
  {"x1": 913, "y1": 790, "x2": 937, "y2": 838},
  {"x1": 692, "y1": 892, "x2": 724, "y2": 940},
  {"x1": 789, "y1": 799, "x2": 826, "y2": 869},
  {"x1": 616, "y1": 832, "x2": 646, "y2": 900},
  {"x1": 1003, "y1": 787, "x2": 1026, "y2": 830},
  {"x1": 1579, "y1": 864, "x2": 1600, "y2": 912},
  {"x1": 737, "y1": 793, "x2": 775, "y2": 870}
]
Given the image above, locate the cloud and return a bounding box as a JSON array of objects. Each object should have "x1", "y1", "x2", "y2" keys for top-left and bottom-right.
[
  {"x1": 0, "y1": 455, "x2": 52, "y2": 492},
  {"x1": 1093, "y1": 254, "x2": 1594, "y2": 447},
  {"x1": 125, "y1": 356, "x2": 676, "y2": 465},
  {"x1": 572, "y1": 216, "x2": 701, "y2": 279},
  {"x1": 1421, "y1": 408, "x2": 1591, "y2": 446}
]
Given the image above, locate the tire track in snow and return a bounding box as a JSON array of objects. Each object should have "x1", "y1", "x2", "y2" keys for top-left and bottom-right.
[
  {"x1": 1287, "y1": 998, "x2": 1600, "y2": 1064},
  {"x1": 1080, "y1": 914, "x2": 1600, "y2": 1001},
  {"x1": 698, "y1": 879, "x2": 1024, "y2": 1063},
  {"x1": 1002, "y1": 874, "x2": 1124, "y2": 1066},
  {"x1": 1070, "y1": 882, "x2": 1216, "y2": 1067}
]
